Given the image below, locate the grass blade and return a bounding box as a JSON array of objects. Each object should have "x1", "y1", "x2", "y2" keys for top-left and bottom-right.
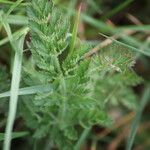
[
  {"x1": 3, "y1": 34, "x2": 26, "y2": 150},
  {"x1": 0, "y1": 0, "x2": 29, "y2": 6},
  {"x1": 0, "y1": 0, "x2": 24, "y2": 29},
  {"x1": 1, "y1": 20, "x2": 13, "y2": 43},
  {"x1": 126, "y1": 86, "x2": 150, "y2": 150},
  {"x1": 7, "y1": 15, "x2": 28, "y2": 25},
  {"x1": 69, "y1": 4, "x2": 82, "y2": 55},
  {"x1": 99, "y1": 33, "x2": 150, "y2": 57},
  {"x1": 81, "y1": 13, "x2": 114, "y2": 33},
  {"x1": 74, "y1": 128, "x2": 91, "y2": 150},
  {"x1": 6, "y1": 0, "x2": 24, "y2": 17},
  {"x1": 0, "y1": 27, "x2": 28, "y2": 47},
  {"x1": 0, "y1": 132, "x2": 29, "y2": 141},
  {"x1": 0, "y1": 84, "x2": 52, "y2": 99},
  {"x1": 102, "y1": 0, "x2": 134, "y2": 20}
]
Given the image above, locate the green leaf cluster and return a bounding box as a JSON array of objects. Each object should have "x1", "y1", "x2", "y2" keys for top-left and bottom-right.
[{"x1": 22, "y1": 0, "x2": 142, "y2": 149}]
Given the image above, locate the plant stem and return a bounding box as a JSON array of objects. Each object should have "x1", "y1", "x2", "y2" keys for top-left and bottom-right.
[{"x1": 74, "y1": 128, "x2": 91, "y2": 150}]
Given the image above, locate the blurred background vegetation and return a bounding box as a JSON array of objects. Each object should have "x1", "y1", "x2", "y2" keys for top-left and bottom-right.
[{"x1": 0, "y1": 0, "x2": 150, "y2": 150}]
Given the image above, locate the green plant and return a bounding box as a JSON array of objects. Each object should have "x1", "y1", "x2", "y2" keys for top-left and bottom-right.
[
  {"x1": 20, "y1": 0, "x2": 142, "y2": 149},
  {"x1": 1, "y1": 0, "x2": 148, "y2": 150}
]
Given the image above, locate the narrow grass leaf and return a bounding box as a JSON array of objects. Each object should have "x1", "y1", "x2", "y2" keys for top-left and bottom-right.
[
  {"x1": 0, "y1": 132, "x2": 29, "y2": 141},
  {"x1": 67, "y1": 0, "x2": 78, "y2": 17},
  {"x1": 74, "y1": 128, "x2": 91, "y2": 150},
  {"x1": 0, "y1": 27, "x2": 29, "y2": 47},
  {"x1": 116, "y1": 25, "x2": 150, "y2": 32},
  {"x1": 81, "y1": 13, "x2": 150, "y2": 33},
  {"x1": 7, "y1": 15, "x2": 28, "y2": 25},
  {"x1": 87, "y1": 0, "x2": 102, "y2": 14},
  {"x1": 0, "y1": 84, "x2": 52, "y2": 99},
  {"x1": 81, "y1": 13, "x2": 114, "y2": 33},
  {"x1": 1, "y1": 20, "x2": 13, "y2": 44},
  {"x1": 0, "y1": 0, "x2": 29, "y2": 6},
  {"x1": 102, "y1": 0, "x2": 134, "y2": 20},
  {"x1": 126, "y1": 86, "x2": 150, "y2": 150},
  {"x1": 99, "y1": 33, "x2": 150, "y2": 57},
  {"x1": 3, "y1": 34, "x2": 26, "y2": 150},
  {"x1": 6, "y1": 0, "x2": 24, "y2": 17},
  {"x1": 69, "y1": 4, "x2": 81, "y2": 55}
]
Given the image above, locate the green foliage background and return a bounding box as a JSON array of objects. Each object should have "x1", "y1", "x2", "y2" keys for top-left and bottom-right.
[{"x1": 0, "y1": 0, "x2": 150, "y2": 150}]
